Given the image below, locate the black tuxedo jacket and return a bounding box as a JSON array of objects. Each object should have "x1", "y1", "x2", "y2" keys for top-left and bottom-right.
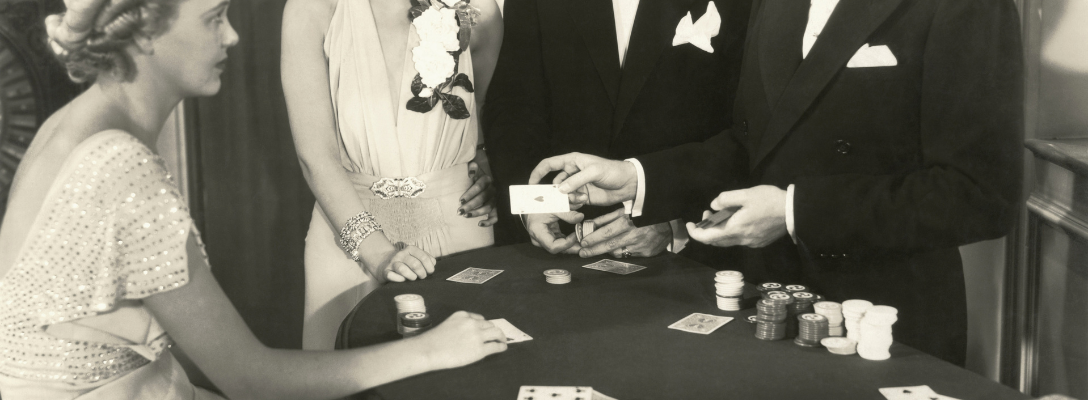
[
  {"x1": 636, "y1": 0, "x2": 1024, "y2": 365},
  {"x1": 482, "y1": 0, "x2": 751, "y2": 244}
]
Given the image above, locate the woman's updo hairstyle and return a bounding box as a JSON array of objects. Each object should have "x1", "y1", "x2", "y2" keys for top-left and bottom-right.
[{"x1": 47, "y1": 0, "x2": 180, "y2": 83}]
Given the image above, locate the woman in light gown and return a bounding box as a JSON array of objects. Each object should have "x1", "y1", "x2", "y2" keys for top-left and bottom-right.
[
  {"x1": 281, "y1": 0, "x2": 504, "y2": 349},
  {"x1": 0, "y1": 0, "x2": 506, "y2": 398}
]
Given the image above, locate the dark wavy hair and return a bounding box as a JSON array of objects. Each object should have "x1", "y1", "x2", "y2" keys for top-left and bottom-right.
[{"x1": 51, "y1": 0, "x2": 181, "y2": 83}]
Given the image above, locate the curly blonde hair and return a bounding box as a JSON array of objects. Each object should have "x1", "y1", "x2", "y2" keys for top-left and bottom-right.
[{"x1": 51, "y1": 0, "x2": 181, "y2": 83}]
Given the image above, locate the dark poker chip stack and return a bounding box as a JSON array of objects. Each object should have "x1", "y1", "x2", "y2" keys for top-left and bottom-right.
[
  {"x1": 757, "y1": 282, "x2": 782, "y2": 297},
  {"x1": 399, "y1": 312, "x2": 433, "y2": 338},
  {"x1": 761, "y1": 290, "x2": 790, "y2": 301},
  {"x1": 790, "y1": 292, "x2": 817, "y2": 315},
  {"x1": 754, "y1": 293, "x2": 792, "y2": 341},
  {"x1": 794, "y1": 313, "x2": 830, "y2": 347}
]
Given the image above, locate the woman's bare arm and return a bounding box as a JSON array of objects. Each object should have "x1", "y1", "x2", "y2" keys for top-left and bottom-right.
[
  {"x1": 280, "y1": 0, "x2": 434, "y2": 280},
  {"x1": 144, "y1": 234, "x2": 506, "y2": 400}
]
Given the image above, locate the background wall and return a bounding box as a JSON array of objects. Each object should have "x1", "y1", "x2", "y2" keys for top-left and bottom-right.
[{"x1": 186, "y1": 0, "x2": 310, "y2": 349}]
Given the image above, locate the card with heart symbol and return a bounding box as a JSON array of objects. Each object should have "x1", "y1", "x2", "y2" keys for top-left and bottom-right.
[{"x1": 509, "y1": 185, "x2": 571, "y2": 214}]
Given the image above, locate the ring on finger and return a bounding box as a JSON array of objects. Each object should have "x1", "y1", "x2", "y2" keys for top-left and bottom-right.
[{"x1": 619, "y1": 246, "x2": 632, "y2": 259}]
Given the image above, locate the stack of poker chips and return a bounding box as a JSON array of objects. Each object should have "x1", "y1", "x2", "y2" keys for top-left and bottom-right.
[
  {"x1": 795, "y1": 313, "x2": 830, "y2": 347},
  {"x1": 787, "y1": 292, "x2": 816, "y2": 337},
  {"x1": 841, "y1": 299, "x2": 874, "y2": 342},
  {"x1": 394, "y1": 294, "x2": 427, "y2": 335},
  {"x1": 757, "y1": 282, "x2": 782, "y2": 297},
  {"x1": 784, "y1": 284, "x2": 808, "y2": 295},
  {"x1": 754, "y1": 294, "x2": 792, "y2": 341},
  {"x1": 714, "y1": 271, "x2": 745, "y2": 311},
  {"x1": 857, "y1": 305, "x2": 898, "y2": 361},
  {"x1": 394, "y1": 294, "x2": 426, "y2": 314},
  {"x1": 399, "y1": 312, "x2": 433, "y2": 338},
  {"x1": 814, "y1": 301, "x2": 845, "y2": 337},
  {"x1": 820, "y1": 337, "x2": 858, "y2": 355},
  {"x1": 543, "y1": 269, "x2": 572, "y2": 284}
]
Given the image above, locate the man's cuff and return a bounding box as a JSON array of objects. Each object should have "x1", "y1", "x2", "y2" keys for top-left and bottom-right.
[
  {"x1": 624, "y1": 158, "x2": 646, "y2": 218},
  {"x1": 785, "y1": 184, "x2": 797, "y2": 244},
  {"x1": 668, "y1": 219, "x2": 689, "y2": 253}
]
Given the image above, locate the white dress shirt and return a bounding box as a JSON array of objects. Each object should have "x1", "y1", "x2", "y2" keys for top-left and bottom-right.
[{"x1": 632, "y1": 0, "x2": 842, "y2": 244}]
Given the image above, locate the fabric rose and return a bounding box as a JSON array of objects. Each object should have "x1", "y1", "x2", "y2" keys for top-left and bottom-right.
[
  {"x1": 413, "y1": 8, "x2": 461, "y2": 52},
  {"x1": 412, "y1": 40, "x2": 455, "y2": 88}
]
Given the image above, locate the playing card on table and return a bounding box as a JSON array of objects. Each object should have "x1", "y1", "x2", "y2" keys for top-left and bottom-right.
[
  {"x1": 668, "y1": 313, "x2": 733, "y2": 335},
  {"x1": 509, "y1": 185, "x2": 571, "y2": 214},
  {"x1": 879, "y1": 385, "x2": 961, "y2": 400},
  {"x1": 489, "y1": 318, "x2": 533, "y2": 343},
  {"x1": 447, "y1": 267, "x2": 503, "y2": 284},
  {"x1": 582, "y1": 259, "x2": 647, "y2": 275},
  {"x1": 516, "y1": 386, "x2": 593, "y2": 400}
]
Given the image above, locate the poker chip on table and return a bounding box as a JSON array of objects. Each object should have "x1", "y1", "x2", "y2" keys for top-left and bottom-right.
[
  {"x1": 394, "y1": 294, "x2": 426, "y2": 314},
  {"x1": 841, "y1": 299, "x2": 874, "y2": 341},
  {"x1": 784, "y1": 284, "x2": 808, "y2": 294},
  {"x1": 857, "y1": 305, "x2": 897, "y2": 361},
  {"x1": 746, "y1": 315, "x2": 759, "y2": 324},
  {"x1": 814, "y1": 301, "x2": 844, "y2": 337},
  {"x1": 794, "y1": 313, "x2": 830, "y2": 347},
  {"x1": 757, "y1": 282, "x2": 782, "y2": 294},
  {"x1": 821, "y1": 337, "x2": 857, "y2": 355},
  {"x1": 543, "y1": 269, "x2": 572, "y2": 284},
  {"x1": 713, "y1": 271, "x2": 744, "y2": 311}
]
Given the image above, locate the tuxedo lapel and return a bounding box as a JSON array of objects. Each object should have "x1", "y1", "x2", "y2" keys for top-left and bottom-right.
[
  {"x1": 569, "y1": 0, "x2": 623, "y2": 105},
  {"x1": 752, "y1": 0, "x2": 903, "y2": 168},
  {"x1": 757, "y1": 0, "x2": 808, "y2": 109},
  {"x1": 610, "y1": 0, "x2": 696, "y2": 137}
]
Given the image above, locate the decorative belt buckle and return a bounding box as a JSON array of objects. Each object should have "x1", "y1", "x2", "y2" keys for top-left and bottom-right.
[{"x1": 371, "y1": 177, "x2": 426, "y2": 199}]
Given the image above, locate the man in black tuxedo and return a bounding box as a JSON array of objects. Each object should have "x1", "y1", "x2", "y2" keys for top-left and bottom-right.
[
  {"x1": 482, "y1": 0, "x2": 751, "y2": 260},
  {"x1": 528, "y1": 0, "x2": 1024, "y2": 365}
]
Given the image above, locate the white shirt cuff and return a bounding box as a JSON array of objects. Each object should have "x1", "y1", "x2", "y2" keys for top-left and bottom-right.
[
  {"x1": 624, "y1": 158, "x2": 646, "y2": 218},
  {"x1": 786, "y1": 184, "x2": 797, "y2": 244},
  {"x1": 667, "y1": 219, "x2": 689, "y2": 253}
]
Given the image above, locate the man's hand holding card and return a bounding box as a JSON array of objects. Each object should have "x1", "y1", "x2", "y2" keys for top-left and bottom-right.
[{"x1": 512, "y1": 184, "x2": 586, "y2": 254}]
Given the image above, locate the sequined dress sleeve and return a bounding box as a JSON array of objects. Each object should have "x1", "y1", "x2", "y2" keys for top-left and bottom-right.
[{"x1": 0, "y1": 131, "x2": 200, "y2": 394}]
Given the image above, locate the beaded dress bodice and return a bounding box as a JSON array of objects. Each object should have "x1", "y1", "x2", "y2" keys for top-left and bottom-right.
[{"x1": 0, "y1": 131, "x2": 198, "y2": 388}]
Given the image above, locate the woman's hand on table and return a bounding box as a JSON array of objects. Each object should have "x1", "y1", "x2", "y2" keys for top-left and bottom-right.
[
  {"x1": 459, "y1": 161, "x2": 498, "y2": 227},
  {"x1": 369, "y1": 242, "x2": 436, "y2": 283},
  {"x1": 417, "y1": 311, "x2": 507, "y2": 370}
]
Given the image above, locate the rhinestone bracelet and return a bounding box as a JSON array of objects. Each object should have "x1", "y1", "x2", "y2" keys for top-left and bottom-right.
[{"x1": 339, "y1": 211, "x2": 383, "y2": 262}]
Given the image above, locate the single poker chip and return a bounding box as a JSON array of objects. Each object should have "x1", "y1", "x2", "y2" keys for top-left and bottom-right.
[
  {"x1": 814, "y1": 301, "x2": 842, "y2": 310},
  {"x1": 758, "y1": 282, "x2": 782, "y2": 291},
  {"x1": 394, "y1": 294, "x2": 422, "y2": 302},
  {"x1": 868, "y1": 305, "x2": 899, "y2": 315},
  {"x1": 767, "y1": 293, "x2": 792, "y2": 301},
  {"x1": 716, "y1": 270, "x2": 743, "y2": 277},
  {"x1": 543, "y1": 269, "x2": 571, "y2": 276},
  {"x1": 785, "y1": 284, "x2": 808, "y2": 292},
  {"x1": 747, "y1": 315, "x2": 759, "y2": 323},
  {"x1": 792, "y1": 292, "x2": 815, "y2": 300}
]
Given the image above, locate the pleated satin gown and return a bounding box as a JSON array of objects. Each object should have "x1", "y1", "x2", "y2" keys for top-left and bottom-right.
[{"x1": 302, "y1": 0, "x2": 495, "y2": 350}]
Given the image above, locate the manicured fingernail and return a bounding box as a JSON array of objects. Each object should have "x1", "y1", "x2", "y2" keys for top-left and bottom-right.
[
  {"x1": 458, "y1": 209, "x2": 465, "y2": 215},
  {"x1": 460, "y1": 199, "x2": 466, "y2": 204},
  {"x1": 478, "y1": 221, "x2": 485, "y2": 227},
  {"x1": 558, "y1": 183, "x2": 570, "y2": 193}
]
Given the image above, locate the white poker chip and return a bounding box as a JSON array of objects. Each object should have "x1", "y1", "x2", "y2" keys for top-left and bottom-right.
[
  {"x1": 394, "y1": 294, "x2": 422, "y2": 302},
  {"x1": 716, "y1": 270, "x2": 743, "y2": 277},
  {"x1": 814, "y1": 301, "x2": 842, "y2": 310},
  {"x1": 543, "y1": 269, "x2": 571, "y2": 276},
  {"x1": 842, "y1": 299, "x2": 874, "y2": 311},
  {"x1": 868, "y1": 305, "x2": 899, "y2": 315}
]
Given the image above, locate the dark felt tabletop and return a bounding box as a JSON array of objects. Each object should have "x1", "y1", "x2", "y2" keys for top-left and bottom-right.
[{"x1": 338, "y1": 244, "x2": 1028, "y2": 400}]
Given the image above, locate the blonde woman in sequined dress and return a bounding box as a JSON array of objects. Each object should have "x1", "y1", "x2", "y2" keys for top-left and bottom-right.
[
  {"x1": 0, "y1": 0, "x2": 506, "y2": 399},
  {"x1": 281, "y1": 0, "x2": 504, "y2": 350}
]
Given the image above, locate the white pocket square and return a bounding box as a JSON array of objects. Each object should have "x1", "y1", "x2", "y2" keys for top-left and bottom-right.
[
  {"x1": 672, "y1": 2, "x2": 721, "y2": 53},
  {"x1": 847, "y1": 44, "x2": 897, "y2": 68}
]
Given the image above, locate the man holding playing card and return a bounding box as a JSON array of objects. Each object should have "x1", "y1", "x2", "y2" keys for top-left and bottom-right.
[
  {"x1": 481, "y1": 0, "x2": 752, "y2": 259},
  {"x1": 527, "y1": 0, "x2": 1024, "y2": 366}
]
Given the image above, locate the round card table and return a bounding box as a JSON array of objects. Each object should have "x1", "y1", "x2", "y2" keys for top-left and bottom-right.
[{"x1": 338, "y1": 244, "x2": 1029, "y2": 400}]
